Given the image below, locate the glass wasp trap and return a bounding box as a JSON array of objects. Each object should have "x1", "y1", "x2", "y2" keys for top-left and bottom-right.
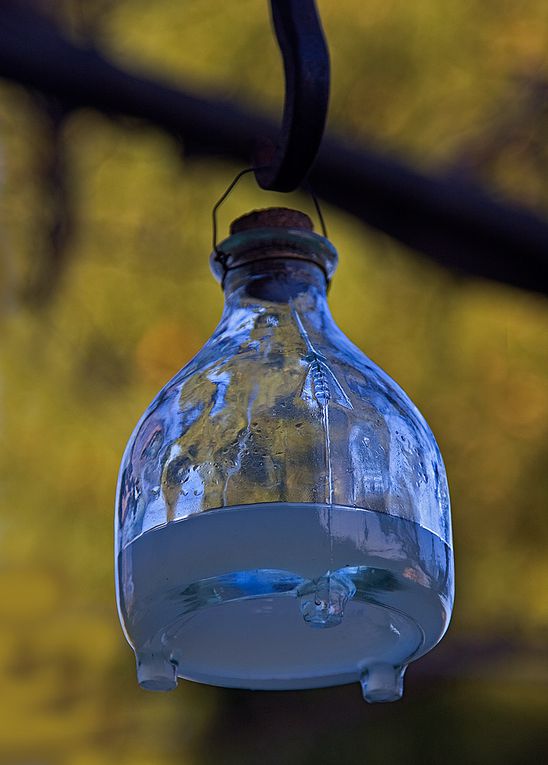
[{"x1": 115, "y1": 208, "x2": 454, "y2": 703}]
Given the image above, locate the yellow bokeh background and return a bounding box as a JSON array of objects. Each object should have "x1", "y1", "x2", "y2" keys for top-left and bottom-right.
[{"x1": 0, "y1": 2, "x2": 547, "y2": 763}]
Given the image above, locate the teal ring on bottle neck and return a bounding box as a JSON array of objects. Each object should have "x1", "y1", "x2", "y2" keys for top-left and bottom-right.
[{"x1": 210, "y1": 227, "x2": 338, "y2": 289}]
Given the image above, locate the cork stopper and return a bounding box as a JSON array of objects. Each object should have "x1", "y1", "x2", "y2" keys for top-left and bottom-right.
[
  {"x1": 230, "y1": 207, "x2": 313, "y2": 235},
  {"x1": 211, "y1": 206, "x2": 337, "y2": 288}
]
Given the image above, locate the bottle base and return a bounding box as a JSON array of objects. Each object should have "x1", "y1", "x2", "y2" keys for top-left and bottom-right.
[
  {"x1": 136, "y1": 567, "x2": 423, "y2": 693},
  {"x1": 119, "y1": 503, "x2": 452, "y2": 700}
]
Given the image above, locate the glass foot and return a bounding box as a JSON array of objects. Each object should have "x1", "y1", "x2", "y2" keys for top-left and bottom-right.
[
  {"x1": 136, "y1": 650, "x2": 178, "y2": 691},
  {"x1": 360, "y1": 663, "x2": 406, "y2": 703}
]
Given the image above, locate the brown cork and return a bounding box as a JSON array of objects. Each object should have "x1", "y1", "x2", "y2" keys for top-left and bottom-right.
[{"x1": 230, "y1": 207, "x2": 314, "y2": 235}]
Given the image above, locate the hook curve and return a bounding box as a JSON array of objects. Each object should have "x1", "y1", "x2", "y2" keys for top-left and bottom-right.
[{"x1": 254, "y1": 0, "x2": 330, "y2": 193}]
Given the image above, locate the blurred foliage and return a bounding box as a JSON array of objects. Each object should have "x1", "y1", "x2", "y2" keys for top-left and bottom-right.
[{"x1": 0, "y1": 1, "x2": 548, "y2": 763}]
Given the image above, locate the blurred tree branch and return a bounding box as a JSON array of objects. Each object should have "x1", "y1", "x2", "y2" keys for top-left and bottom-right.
[
  {"x1": 0, "y1": 1, "x2": 547, "y2": 295},
  {"x1": 23, "y1": 96, "x2": 73, "y2": 304}
]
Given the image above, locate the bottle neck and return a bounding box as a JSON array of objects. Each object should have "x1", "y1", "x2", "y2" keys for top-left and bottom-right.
[
  {"x1": 222, "y1": 260, "x2": 329, "y2": 311},
  {"x1": 210, "y1": 215, "x2": 339, "y2": 341}
]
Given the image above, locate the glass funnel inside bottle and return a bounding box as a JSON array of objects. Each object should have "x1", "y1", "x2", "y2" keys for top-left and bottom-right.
[{"x1": 115, "y1": 208, "x2": 453, "y2": 702}]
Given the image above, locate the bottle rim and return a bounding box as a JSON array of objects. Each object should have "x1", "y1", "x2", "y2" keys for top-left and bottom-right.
[{"x1": 210, "y1": 227, "x2": 338, "y2": 287}]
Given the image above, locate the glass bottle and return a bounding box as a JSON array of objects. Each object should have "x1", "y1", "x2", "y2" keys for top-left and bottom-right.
[{"x1": 115, "y1": 208, "x2": 453, "y2": 702}]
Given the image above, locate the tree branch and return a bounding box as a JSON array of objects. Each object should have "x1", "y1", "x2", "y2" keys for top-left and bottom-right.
[{"x1": 0, "y1": 2, "x2": 547, "y2": 295}]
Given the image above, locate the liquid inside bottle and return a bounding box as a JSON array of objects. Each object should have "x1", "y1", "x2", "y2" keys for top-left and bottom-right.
[{"x1": 118, "y1": 503, "x2": 452, "y2": 700}]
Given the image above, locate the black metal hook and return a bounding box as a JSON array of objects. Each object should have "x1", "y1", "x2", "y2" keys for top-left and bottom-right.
[{"x1": 254, "y1": 0, "x2": 330, "y2": 193}]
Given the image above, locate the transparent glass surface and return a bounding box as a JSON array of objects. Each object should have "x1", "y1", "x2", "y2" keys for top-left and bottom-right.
[{"x1": 115, "y1": 227, "x2": 454, "y2": 702}]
